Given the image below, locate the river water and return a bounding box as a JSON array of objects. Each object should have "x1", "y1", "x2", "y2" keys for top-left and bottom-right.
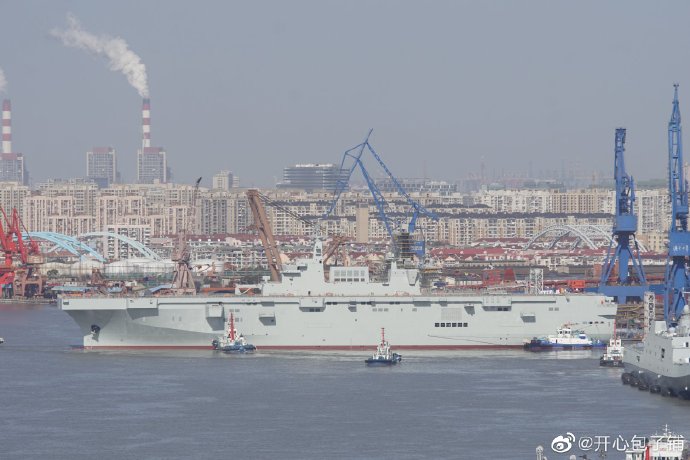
[{"x1": 0, "y1": 303, "x2": 687, "y2": 460}]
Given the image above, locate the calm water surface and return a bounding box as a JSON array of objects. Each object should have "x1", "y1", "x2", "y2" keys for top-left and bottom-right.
[{"x1": 0, "y1": 304, "x2": 688, "y2": 460}]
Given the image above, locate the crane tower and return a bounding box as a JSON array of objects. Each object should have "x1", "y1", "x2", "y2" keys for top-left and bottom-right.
[
  {"x1": 664, "y1": 84, "x2": 690, "y2": 325},
  {"x1": 598, "y1": 128, "x2": 648, "y2": 303}
]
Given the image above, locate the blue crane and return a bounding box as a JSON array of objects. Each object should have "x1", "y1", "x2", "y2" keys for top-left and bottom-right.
[
  {"x1": 598, "y1": 127, "x2": 648, "y2": 303},
  {"x1": 324, "y1": 130, "x2": 439, "y2": 256},
  {"x1": 664, "y1": 84, "x2": 690, "y2": 325}
]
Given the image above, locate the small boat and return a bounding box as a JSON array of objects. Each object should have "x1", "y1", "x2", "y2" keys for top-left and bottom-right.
[
  {"x1": 212, "y1": 312, "x2": 256, "y2": 353},
  {"x1": 600, "y1": 326, "x2": 624, "y2": 367},
  {"x1": 523, "y1": 325, "x2": 605, "y2": 351},
  {"x1": 365, "y1": 328, "x2": 402, "y2": 366},
  {"x1": 624, "y1": 424, "x2": 688, "y2": 459},
  {"x1": 0, "y1": 337, "x2": 4, "y2": 344}
]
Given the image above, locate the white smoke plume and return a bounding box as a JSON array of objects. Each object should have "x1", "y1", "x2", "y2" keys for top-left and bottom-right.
[
  {"x1": 51, "y1": 14, "x2": 149, "y2": 97},
  {"x1": 0, "y1": 67, "x2": 7, "y2": 94}
]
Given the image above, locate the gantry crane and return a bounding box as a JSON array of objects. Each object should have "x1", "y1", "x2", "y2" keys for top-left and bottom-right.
[
  {"x1": 598, "y1": 128, "x2": 648, "y2": 303},
  {"x1": 170, "y1": 177, "x2": 201, "y2": 294},
  {"x1": 324, "y1": 130, "x2": 439, "y2": 259},
  {"x1": 664, "y1": 84, "x2": 690, "y2": 326}
]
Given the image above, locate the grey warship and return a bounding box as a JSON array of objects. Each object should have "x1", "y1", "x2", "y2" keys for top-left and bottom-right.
[{"x1": 60, "y1": 237, "x2": 616, "y2": 349}]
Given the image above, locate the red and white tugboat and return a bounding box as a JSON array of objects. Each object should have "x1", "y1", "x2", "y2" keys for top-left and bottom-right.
[
  {"x1": 365, "y1": 328, "x2": 402, "y2": 366},
  {"x1": 212, "y1": 312, "x2": 256, "y2": 353}
]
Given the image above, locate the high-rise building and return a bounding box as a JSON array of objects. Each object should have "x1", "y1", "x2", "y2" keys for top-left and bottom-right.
[
  {"x1": 137, "y1": 98, "x2": 169, "y2": 184},
  {"x1": 277, "y1": 163, "x2": 348, "y2": 192},
  {"x1": 0, "y1": 99, "x2": 27, "y2": 184},
  {"x1": 86, "y1": 147, "x2": 118, "y2": 188},
  {"x1": 212, "y1": 170, "x2": 239, "y2": 190}
]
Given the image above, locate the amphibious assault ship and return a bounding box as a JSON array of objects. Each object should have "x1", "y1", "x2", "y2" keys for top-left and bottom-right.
[{"x1": 60, "y1": 238, "x2": 617, "y2": 349}]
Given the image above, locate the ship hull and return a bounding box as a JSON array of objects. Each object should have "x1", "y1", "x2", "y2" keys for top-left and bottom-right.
[
  {"x1": 622, "y1": 324, "x2": 690, "y2": 399},
  {"x1": 621, "y1": 364, "x2": 690, "y2": 398},
  {"x1": 60, "y1": 293, "x2": 616, "y2": 349}
]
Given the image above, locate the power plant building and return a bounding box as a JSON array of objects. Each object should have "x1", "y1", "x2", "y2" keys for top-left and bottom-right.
[
  {"x1": 86, "y1": 147, "x2": 118, "y2": 188},
  {"x1": 277, "y1": 163, "x2": 348, "y2": 192},
  {"x1": 137, "y1": 99, "x2": 169, "y2": 184},
  {"x1": 0, "y1": 99, "x2": 27, "y2": 185}
]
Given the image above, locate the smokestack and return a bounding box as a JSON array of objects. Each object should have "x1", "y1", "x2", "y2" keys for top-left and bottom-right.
[
  {"x1": 2, "y1": 99, "x2": 11, "y2": 154},
  {"x1": 142, "y1": 98, "x2": 151, "y2": 149}
]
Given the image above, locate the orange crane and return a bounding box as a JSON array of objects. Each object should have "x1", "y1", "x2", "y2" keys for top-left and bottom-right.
[
  {"x1": 170, "y1": 177, "x2": 202, "y2": 294},
  {"x1": 247, "y1": 189, "x2": 283, "y2": 282},
  {"x1": 247, "y1": 190, "x2": 351, "y2": 282}
]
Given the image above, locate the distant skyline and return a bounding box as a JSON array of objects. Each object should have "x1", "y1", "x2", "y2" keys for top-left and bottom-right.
[{"x1": 2, "y1": 1, "x2": 690, "y2": 188}]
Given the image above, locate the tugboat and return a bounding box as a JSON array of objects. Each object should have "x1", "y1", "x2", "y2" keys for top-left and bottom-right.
[
  {"x1": 365, "y1": 328, "x2": 402, "y2": 366},
  {"x1": 524, "y1": 325, "x2": 605, "y2": 351},
  {"x1": 624, "y1": 425, "x2": 689, "y2": 459},
  {"x1": 211, "y1": 312, "x2": 256, "y2": 353},
  {"x1": 600, "y1": 325, "x2": 624, "y2": 367}
]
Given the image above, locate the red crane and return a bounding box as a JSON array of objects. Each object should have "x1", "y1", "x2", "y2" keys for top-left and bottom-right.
[{"x1": 0, "y1": 207, "x2": 44, "y2": 297}]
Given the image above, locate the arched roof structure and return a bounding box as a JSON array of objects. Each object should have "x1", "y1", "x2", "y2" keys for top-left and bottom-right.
[
  {"x1": 523, "y1": 224, "x2": 642, "y2": 250},
  {"x1": 27, "y1": 232, "x2": 107, "y2": 262},
  {"x1": 26, "y1": 231, "x2": 162, "y2": 262},
  {"x1": 79, "y1": 232, "x2": 162, "y2": 261}
]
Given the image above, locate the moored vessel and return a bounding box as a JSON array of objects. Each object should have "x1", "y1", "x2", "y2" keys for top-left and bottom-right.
[
  {"x1": 523, "y1": 325, "x2": 605, "y2": 351},
  {"x1": 623, "y1": 304, "x2": 690, "y2": 399},
  {"x1": 365, "y1": 328, "x2": 401, "y2": 366},
  {"x1": 600, "y1": 323, "x2": 624, "y2": 367},
  {"x1": 212, "y1": 312, "x2": 256, "y2": 353}
]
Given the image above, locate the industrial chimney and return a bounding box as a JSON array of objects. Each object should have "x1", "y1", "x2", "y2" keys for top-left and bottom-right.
[
  {"x1": 142, "y1": 97, "x2": 151, "y2": 149},
  {"x1": 2, "y1": 99, "x2": 11, "y2": 154},
  {"x1": 137, "y1": 97, "x2": 168, "y2": 184}
]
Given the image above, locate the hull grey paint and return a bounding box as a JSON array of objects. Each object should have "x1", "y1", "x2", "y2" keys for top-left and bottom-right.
[
  {"x1": 60, "y1": 238, "x2": 617, "y2": 349},
  {"x1": 61, "y1": 294, "x2": 617, "y2": 349},
  {"x1": 623, "y1": 320, "x2": 690, "y2": 397}
]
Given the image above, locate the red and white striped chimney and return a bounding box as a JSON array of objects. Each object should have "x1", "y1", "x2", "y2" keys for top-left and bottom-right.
[
  {"x1": 142, "y1": 98, "x2": 151, "y2": 149},
  {"x1": 2, "y1": 99, "x2": 11, "y2": 154}
]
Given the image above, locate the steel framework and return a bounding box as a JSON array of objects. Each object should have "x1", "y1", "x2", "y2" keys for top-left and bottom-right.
[
  {"x1": 664, "y1": 84, "x2": 690, "y2": 325},
  {"x1": 598, "y1": 128, "x2": 648, "y2": 303}
]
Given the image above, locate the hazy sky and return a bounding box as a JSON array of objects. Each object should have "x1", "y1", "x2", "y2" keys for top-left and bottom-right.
[{"x1": 1, "y1": 1, "x2": 690, "y2": 187}]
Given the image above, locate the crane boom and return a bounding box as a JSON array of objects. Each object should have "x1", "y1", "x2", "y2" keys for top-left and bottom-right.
[
  {"x1": 170, "y1": 177, "x2": 201, "y2": 294},
  {"x1": 324, "y1": 131, "x2": 439, "y2": 257},
  {"x1": 247, "y1": 189, "x2": 283, "y2": 282}
]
